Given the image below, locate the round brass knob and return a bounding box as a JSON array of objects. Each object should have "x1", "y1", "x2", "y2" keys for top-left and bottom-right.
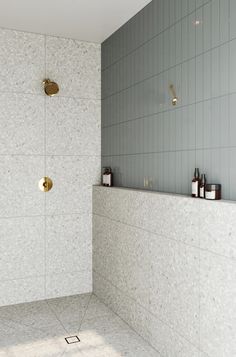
[
  {"x1": 38, "y1": 177, "x2": 53, "y2": 192},
  {"x1": 43, "y1": 79, "x2": 59, "y2": 96}
]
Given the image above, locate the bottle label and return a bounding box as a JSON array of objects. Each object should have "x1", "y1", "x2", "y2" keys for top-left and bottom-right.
[
  {"x1": 200, "y1": 187, "x2": 204, "y2": 198},
  {"x1": 103, "y1": 174, "x2": 108, "y2": 185},
  {"x1": 205, "y1": 191, "x2": 216, "y2": 200},
  {"x1": 192, "y1": 182, "x2": 198, "y2": 196}
]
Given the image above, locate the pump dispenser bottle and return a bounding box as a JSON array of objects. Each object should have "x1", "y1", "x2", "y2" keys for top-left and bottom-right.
[
  {"x1": 200, "y1": 174, "x2": 206, "y2": 198},
  {"x1": 192, "y1": 168, "x2": 200, "y2": 198}
]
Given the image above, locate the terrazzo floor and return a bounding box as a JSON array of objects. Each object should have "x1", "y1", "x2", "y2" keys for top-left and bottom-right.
[{"x1": 0, "y1": 293, "x2": 159, "y2": 357}]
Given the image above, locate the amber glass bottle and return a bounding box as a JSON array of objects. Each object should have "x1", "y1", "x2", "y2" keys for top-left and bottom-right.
[
  {"x1": 199, "y1": 174, "x2": 206, "y2": 198},
  {"x1": 192, "y1": 168, "x2": 200, "y2": 198}
]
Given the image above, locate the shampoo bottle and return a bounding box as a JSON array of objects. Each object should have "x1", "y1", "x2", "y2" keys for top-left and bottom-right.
[
  {"x1": 199, "y1": 174, "x2": 206, "y2": 198},
  {"x1": 192, "y1": 168, "x2": 200, "y2": 198}
]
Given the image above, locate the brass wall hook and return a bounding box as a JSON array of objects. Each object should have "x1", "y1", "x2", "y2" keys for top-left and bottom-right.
[
  {"x1": 43, "y1": 79, "x2": 59, "y2": 96},
  {"x1": 169, "y1": 84, "x2": 178, "y2": 106}
]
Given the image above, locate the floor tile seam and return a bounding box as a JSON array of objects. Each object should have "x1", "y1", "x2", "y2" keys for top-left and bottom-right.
[
  {"x1": 77, "y1": 293, "x2": 94, "y2": 334},
  {"x1": 0, "y1": 313, "x2": 62, "y2": 336},
  {"x1": 91, "y1": 290, "x2": 162, "y2": 356},
  {"x1": 45, "y1": 299, "x2": 71, "y2": 335}
]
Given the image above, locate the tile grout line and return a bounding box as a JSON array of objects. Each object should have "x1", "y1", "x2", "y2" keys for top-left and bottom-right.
[
  {"x1": 44, "y1": 299, "x2": 76, "y2": 357},
  {"x1": 228, "y1": 0, "x2": 232, "y2": 207},
  {"x1": 101, "y1": 90, "x2": 236, "y2": 129},
  {"x1": 92, "y1": 291, "x2": 163, "y2": 357},
  {"x1": 77, "y1": 293, "x2": 93, "y2": 334},
  {"x1": 101, "y1": 146, "x2": 236, "y2": 158},
  {"x1": 45, "y1": 293, "x2": 93, "y2": 338},
  {"x1": 92, "y1": 212, "x2": 236, "y2": 263},
  {"x1": 44, "y1": 34, "x2": 47, "y2": 300},
  {"x1": 45, "y1": 299, "x2": 71, "y2": 336},
  {"x1": 101, "y1": 0, "x2": 213, "y2": 72},
  {"x1": 102, "y1": 38, "x2": 232, "y2": 102},
  {"x1": 0, "y1": 212, "x2": 93, "y2": 220},
  {"x1": 0, "y1": 268, "x2": 90, "y2": 283},
  {"x1": 0, "y1": 25, "x2": 101, "y2": 45},
  {"x1": 0, "y1": 154, "x2": 101, "y2": 157},
  {"x1": 0, "y1": 90, "x2": 100, "y2": 101},
  {"x1": 93, "y1": 270, "x2": 201, "y2": 355}
]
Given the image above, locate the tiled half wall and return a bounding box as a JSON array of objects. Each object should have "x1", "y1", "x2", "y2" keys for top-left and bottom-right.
[
  {"x1": 93, "y1": 186, "x2": 236, "y2": 357},
  {"x1": 0, "y1": 28, "x2": 101, "y2": 306}
]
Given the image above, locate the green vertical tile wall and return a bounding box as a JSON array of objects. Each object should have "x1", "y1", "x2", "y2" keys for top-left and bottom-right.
[{"x1": 102, "y1": 0, "x2": 236, "y2": 200}]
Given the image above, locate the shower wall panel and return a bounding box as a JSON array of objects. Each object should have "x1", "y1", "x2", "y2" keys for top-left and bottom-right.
[
  {"x1": 0, "y1": 28, "x2": 101, "y2": 306},
  {"x1": 93, "y1": 186, "x2": 236, "y2": 357},
  {"x1": 101, "y1": 0, "x2": 236, "y2": 200}
]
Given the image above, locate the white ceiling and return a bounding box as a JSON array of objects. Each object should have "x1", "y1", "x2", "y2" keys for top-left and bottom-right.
[{"x1": 0, "y1": 0, "x2": 151, "y2": 43}]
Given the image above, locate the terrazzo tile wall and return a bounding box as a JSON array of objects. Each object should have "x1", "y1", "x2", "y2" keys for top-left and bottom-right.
[
  {"x1": 0, "y1": 28, "x2": 101, "y2": 306},
  {"x1": 101, "y1": 0, "x2": 236, "y2": 200},
  {"x1": 93, "y1": 186, "x2": 236, "y2": 357}
]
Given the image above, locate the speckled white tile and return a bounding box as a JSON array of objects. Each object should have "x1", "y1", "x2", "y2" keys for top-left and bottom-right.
[
  {"x1": 198, "y1": 200, "x2": 236, "y2": 259},
  {"x1": 46, "y1": 36, "x2": 101, "y2": 99},
  {"x1": 81, "y1": 310, "x2": 130, "y2": 335},
  {"x1": 0, "y1": 216, "x2": 44, "y2": 280},
  {"x1": 0, "y1": 318, "x2": 81, "y2": 357},
  {"x1": 93, "y1": 214, "x2": 150, "y2": 308},
  {"x1": 46, "y1": 156, "x2": 100, "y2": 215},
  {"x1": 0, "y1": 293, "x2": 160, "y2": 357},
  {"x1": 0, "y1": 276, "x2": 44, "y2": 307},
  {"x1": 0, "y1": 28, "x2": 45, "y2": 94},
  {"x1": 93, "y1": 187, "x2": 236, "y2": 356},
  {"x1": 79, "y1": 323, "x2": 159, "y2": 357},
  {"x1": 0, "y1": 299, "x2": 61, "y2": 329},
  {"x1": 199, "y1": 353, "x2": 210, "y2": 357},
  {"x1": 0, "y1": 320, "x2": 66, "y2": 350},
  {"x1": 93, "y1": 271, "x2": 150, "y2": 342},
  {"x1": 200, "y1": 251, "x2": 236, "y2": 357},
  {"x1": 0, "y1": 93, "x2": 44, "y2": 155},
  {"x1": 149, "y1": 234, "x2": 200, "y2": 346},
  {"x1": 46, "y1": 97, "x2": 101, "y2": 156},
  {"x1": 84, "y1": 295, "x2": 114, "y2": 320},
  {"x1": 0, "y1": 26, "x2": 101, "y2": 307},
  {"x1": 149, "y1": 313, "x2": 200, "y2": 357},
  {"x1": 46, "y1": 214, "x2": 92, "y2": 275},
  {"x1": 0, "y1": 156, "x2": 44, "y2": 217},
  {"x1": 47, "y1": 293, "x2": 91, "y2": 330},
  {"x1": 93, "y1": 186, "x2": 200, "y2": 247},
  {"x1": 46, "y1": 270, "x2": 92, "y2": 299},
  {"x1": 48, "y1": 294, "x2": 119, "y2": 336}
]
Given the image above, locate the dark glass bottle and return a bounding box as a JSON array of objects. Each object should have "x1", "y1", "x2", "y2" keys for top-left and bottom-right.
[
  {"x1": 199, "y1": 174, "x2": 206, "y2": 198},
  {"x1": 192, "y1": 168, "x2": 200, "y2": 198},
  {"x1": 102, "y1": 167, "x2": 113, "y2": 187},
  {"x1": 107, "y1": 167, "x2": 113, "y2": 187}
]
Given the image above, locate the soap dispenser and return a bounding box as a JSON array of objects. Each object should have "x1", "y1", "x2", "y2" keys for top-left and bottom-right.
[{"x1": 192, "y1": 168, "x2": 200, "y2": 198}]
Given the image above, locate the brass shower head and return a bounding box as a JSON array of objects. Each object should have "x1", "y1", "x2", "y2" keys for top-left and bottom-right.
[
  {"x1": 169, "y1": 84, "x2": 178, "y2": 106},
  {"x1": 43, "y1": 79, "x2": 59, "y2": 96}
]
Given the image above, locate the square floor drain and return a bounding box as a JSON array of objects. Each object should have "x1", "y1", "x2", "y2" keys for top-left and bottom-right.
[{"x1": 65, "y1": 336, "x2": 80, "y2": 344}]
